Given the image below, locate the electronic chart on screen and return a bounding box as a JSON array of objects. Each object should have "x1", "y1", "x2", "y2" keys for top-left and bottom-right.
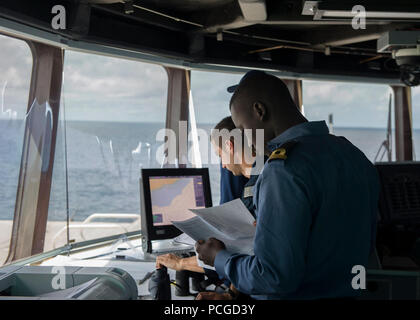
[
  {"x1": 140, "y1": 168, "x2": 213, "y2": 248},
  {"x1": 149, "y1": 175, "x2": 206, "y2": 226}
]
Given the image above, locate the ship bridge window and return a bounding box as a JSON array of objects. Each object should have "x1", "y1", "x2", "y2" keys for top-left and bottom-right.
[
  {"x1": 0, "y1": 34, "x2": 33, "y2": 265},
  {"x1": 189, "y1": 70, "x2": 244, "y2": 205},
  {"x1": 302, "y1": 80, "x2": 399, "y2": 162},
  {"x1": 47, "y1": 50, "x2": 168, "y2": 249}
]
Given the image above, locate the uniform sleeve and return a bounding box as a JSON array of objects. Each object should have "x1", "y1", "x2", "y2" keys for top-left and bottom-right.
[{"x1": 214, "y1": 162, "x2": 314, "y2": 296}]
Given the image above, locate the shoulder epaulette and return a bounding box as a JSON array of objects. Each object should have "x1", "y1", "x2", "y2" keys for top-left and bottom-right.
[{"x1": 268, "y1": 140, "x2": 299, "y2": 162}]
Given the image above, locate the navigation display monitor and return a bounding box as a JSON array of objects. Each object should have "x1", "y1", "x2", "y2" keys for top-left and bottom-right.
[
  {"x1": 140, "y1": 168, "x2": 212, "y2": 245},
  {"x1": 149, "y1": 175, "x2": 206, "y2": 226}
]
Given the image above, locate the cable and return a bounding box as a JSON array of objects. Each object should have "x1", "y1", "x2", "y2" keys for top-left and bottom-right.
[
  {"x1": 61, "y1": 49, "x2": 71, "y2": 251},
  {"x1": 132, "y1": 4, "x2": 203, "y2": 28},
  {"x1": 170, "y1": 280, "x2": 183, "y2": 290},
  {"x1": 129, "y1": 2, "x2": 385, "y2": 55},
  {"x1": 130, "y1": 3, "x2": 313, "y2": 47}
]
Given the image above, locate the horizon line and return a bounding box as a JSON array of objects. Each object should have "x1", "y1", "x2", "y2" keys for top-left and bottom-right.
[{"x1": 1, "y1": 118, "x2": 419, "y2": 130}]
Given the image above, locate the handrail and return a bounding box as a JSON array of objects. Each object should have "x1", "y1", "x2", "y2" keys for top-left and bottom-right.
[
  {"x1": 52, "y1": 223, "x2": 128, "y2": 249},
  {"x1": 82, "y1": 213, "x2": 140, "y2": 224},
  {"x1": 2, "y1": 231, "x2": 142, "y2": 268},
  {"x1": 51, "y1": 213, "x2": 140, "y2": 249}
]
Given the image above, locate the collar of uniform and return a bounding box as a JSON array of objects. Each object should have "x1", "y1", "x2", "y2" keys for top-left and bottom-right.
[
  {"x1": 249, "y1": 155, "x2": 267, "y2": 176},
  {"x1": 267, "y1": 121, "x2": 329, "y2": 151}
]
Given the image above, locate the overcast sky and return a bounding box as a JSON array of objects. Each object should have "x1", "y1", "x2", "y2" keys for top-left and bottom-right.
[{"x1": 1, "y1": 34, "x2": 420, "y2": 128}]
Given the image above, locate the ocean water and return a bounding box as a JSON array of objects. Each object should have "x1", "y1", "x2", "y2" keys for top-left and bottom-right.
[{"x1": 1, "y1": 119, "x2": 420, "y2": 222}]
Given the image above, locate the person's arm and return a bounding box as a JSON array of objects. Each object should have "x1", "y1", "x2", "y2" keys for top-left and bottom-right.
[
  {"x1": 214, "y1": 163, "x2": 314, "y2": 296},
  {"x1": 181, "y1": 256, "x2": 205, "y2": 273},
  {"x1": 195, "y1": 284, "x2": 241, "y2": 300},
  {"x1": 156, "y1": 254, "x2": 204, "y2": 273}
]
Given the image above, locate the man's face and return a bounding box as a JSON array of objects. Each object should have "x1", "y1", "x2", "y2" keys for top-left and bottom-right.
[
  {"x1": 230, "y1": 101, "x2": 263, "y2": 149},
  {"x1": 213, "y1": 143, "x2": 244, "y2": 176}
]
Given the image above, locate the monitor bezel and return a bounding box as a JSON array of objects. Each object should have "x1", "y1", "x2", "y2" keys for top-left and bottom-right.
[{"x1": 140, "y1": 168, "x2": 213, "y2": 241}]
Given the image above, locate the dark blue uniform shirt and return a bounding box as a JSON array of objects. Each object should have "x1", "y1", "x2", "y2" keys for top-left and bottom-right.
[
  {"x1": 219, "y1": 163, "x2": 249, "y2": 204},
  {"x1": 214, "y1": 121, "x2": 380, "y2": 300}
]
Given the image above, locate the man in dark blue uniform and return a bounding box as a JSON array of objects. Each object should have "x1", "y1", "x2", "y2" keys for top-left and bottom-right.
[
  {"x1": 216, "y1": 115, "x2": 250, "y2": 207},
  {"x1": 211, "y1": 116, "x2": 262, "y2": 217},
  {"x1": 196, "y1": 71, "x2": 380, "y2": 299},
  {"x1": 156, "y1": 116, "x2": 260, "y2": 291}
]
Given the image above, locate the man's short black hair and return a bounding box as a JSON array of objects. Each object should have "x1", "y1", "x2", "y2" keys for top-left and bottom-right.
[{"x1": 229, "y1": 70, "x2": 296, "y2": 111}]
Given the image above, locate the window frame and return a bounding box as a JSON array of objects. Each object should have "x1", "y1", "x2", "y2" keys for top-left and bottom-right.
[
  {"x1": 5, "y1": 38, "x2": 63, "y2": 263},
  {"x1": 3, "y1": 33, "x2": 415, "y2": 264}
]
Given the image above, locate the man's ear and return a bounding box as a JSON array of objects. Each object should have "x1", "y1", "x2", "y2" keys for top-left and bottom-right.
[
  {"x1": 253, "y1": 102, "x2": 266, "y2": 121},
  {"x1": 225, "y1": 139, "x2": 234, "y2": 154}
]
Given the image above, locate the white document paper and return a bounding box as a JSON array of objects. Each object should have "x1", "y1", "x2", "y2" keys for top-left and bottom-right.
[
  {"x1": 172, "y1": 199, "x2": 256, "y2": 256},
  {"x1": 189, "y1": 199, "x2": 256, "y2": 239},
  {"x1": 173, "y1": 233, "x2": 196, "y2": 246}
]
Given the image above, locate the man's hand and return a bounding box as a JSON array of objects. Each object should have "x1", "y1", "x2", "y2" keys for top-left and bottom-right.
[
  {"x1": 195, "y1": 238, "x2": 226, "y2": 266},
  {"x1": 195, "y1": 291, "x2": 233, "y2": 300},
  {"x1": 156, "y1": 253, "x2": 183, "y2": 271}
]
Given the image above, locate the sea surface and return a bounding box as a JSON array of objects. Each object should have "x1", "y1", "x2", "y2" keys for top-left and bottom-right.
[{"x1": 1, "y1": 119, "x2": 420, "y2": 222}]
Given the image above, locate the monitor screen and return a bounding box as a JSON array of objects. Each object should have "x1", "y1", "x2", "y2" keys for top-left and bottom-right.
[
  {"x1": 149, "y1": 175, "x2": 206, "y2": 226},
  {"x1": 140, "y1": 168, "x2": 212, "y2": 245}
]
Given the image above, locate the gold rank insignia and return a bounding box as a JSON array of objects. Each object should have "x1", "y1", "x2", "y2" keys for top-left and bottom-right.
[
  {"x1": 268, "y1": 148, "x2": 287, "y2": 161},
  {"x1": 268, "y1": 140, "x2": 299, "y2": 162}
]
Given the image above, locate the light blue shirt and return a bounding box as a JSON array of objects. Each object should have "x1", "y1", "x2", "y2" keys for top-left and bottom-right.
[{"x1": 214, "y1": 121, "x2": 379, "y2": 300}]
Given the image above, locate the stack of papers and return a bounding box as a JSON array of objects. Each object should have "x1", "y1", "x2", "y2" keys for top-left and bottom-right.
[{"x1": 172, "y1": 199, "x2": 256, "y2": 257}]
